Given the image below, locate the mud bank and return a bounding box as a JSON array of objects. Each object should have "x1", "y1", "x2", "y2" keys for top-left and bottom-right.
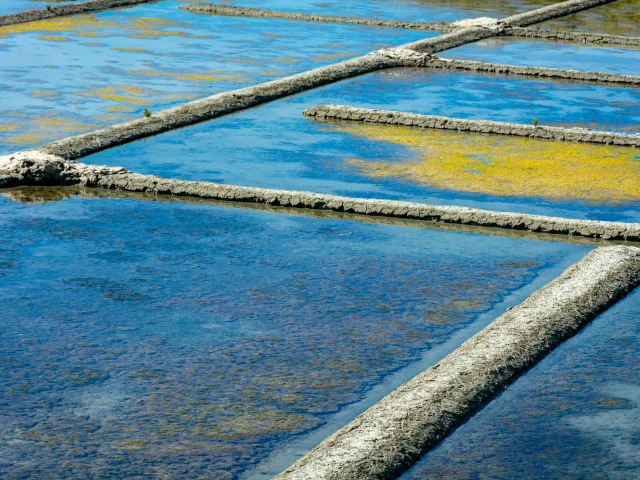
[
  {"x1": 178, "y1": 4, "x2": 452, "y2": 33},
  {"x1": 504, "y1": 26, "x2": 640, "y2": 48},
  {"x1": 0, "y1": 0, "x2": 159, "y2": 27},
  {"x1": 304, "y1": 105, "x2": 640, "y2": 147},
  {"x1": 2, "y1": 152, "x2": 640, "y2": 242},
  {"x1": 180, "y1": 4, "x2": 638, "y2": 49},
  {"x1": 422, "y1": 57, "x2": 640, "y2": 86},
  {"x1": 274, "y1": 246, "x2": 640, "y2": 480}
]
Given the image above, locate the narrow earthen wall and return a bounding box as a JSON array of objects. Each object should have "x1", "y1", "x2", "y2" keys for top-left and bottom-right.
[
  {"x1": 2, "y1": 152, "x2": 640, "y2": 242},
  {"x1": 304, "y1": 105, "x2": 640, "y2": 147}
]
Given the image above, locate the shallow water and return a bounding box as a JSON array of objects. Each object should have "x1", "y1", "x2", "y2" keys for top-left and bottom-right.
[
  {"x1": 0, "y1": 0, "x2": 430, "y2": 151},
  {"x1": 0, "y1": 0, "x2": 76, "y2": 16},
  {"x1": 401, "y1": 287, "x2": 640, "y2": 480},
  {"x1": 86, "y1": 68, "x2": 640, "y2": 222},
  {"x1": 447, "y1": 39, "x2": 640, "y2": 77},
  {"x1": 0, "y1": 190, "x2": 588, "y2": 478},
  {"x1": 539, "y1": 0, "x2": 640, "y2": 36}
]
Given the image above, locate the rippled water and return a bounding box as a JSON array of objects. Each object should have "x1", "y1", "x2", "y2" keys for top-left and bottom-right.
[
  {"x1": 0, "y1": 0, "x2": 430, "y2": 151},
  {"x1": 86, "y1": 68, "x2": 640, "y2": 222},
  {"x1": 0, "y1": 189, "x2": 589, "y2": 479},
  {"x1": 402, "y1": 287, "x2": 640, "y2": 480}
]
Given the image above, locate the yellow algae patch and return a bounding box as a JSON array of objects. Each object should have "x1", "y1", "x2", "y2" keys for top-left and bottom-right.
[
  {"x1": 124, "y1": 69, "x2": 248, "y2": 83},
  {"x1": 338, "y1": 124, "x2": 640, "y2": 205},
  {"x1": 37, "y1": 35, "x2": 72, "y2": 42},
  {"x1": 216, "y1": 57, "x2": 259, "y2": 64},
  {"x1": 271, "y1": 57, "x2": 300, "y2": 63},
  {"x1": 5, "y1": 132, "x2": 43, "y2": 145},
  {"x1": 119, "y1": 17, "x2": 209, "y2": 39},
  {"x1": 163, "y1": 93, "x2": 198, "y2": 102},
  {"x1": 113, "y1": 47, "x2": 148, "y2": 53},
  {"x1": 0, "y1": 122, "x2": 23, "y2": 132},
  {"x1": 311, "y1": 52, "x2": 358, "y2": 62},
  {"x1": 0, "y1": 16, "x2": 114, "y2": 38},
  {"x1": 78, "y1": 85, "x2": 154, "y2": 105},
  {"x1": 30, "y1": 90, "x2": 61, "y2": 98},
  {"x1": 3, "y1": 116, "x2": 100, "y2": 147},
  {"x1": 105, "y1": 105, "x2": 136, "y2": 113}
]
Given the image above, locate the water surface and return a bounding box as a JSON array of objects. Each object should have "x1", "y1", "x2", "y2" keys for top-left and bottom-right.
[
  {"x1": 0, "y1": 189, "x2": 588, "y2": 479},
  {"x1": 86, "y1": 68, "x2": 640, "y2": 222}
]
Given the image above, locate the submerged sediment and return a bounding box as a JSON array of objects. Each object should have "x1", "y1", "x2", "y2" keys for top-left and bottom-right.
[
  {"x1": 2, "y1": 152, "x2": 640, "y2": 242},
  {"x1": 275, "y1": 245, "x2": 640, "y2": 480},
  {"x1": 303, "y1": 105, "x2": 640, "y2": 147}
]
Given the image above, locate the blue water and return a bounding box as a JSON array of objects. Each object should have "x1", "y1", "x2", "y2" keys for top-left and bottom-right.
[
  {"x1": 402, "y1": 287, "x2": 640, "y2": 480},
  {"x1": 0, "y1": 189, "x2": 589, "y2": 479},
  {"x1": 206, "y1": 0, "x2": 554, "y2": 23},
  {"x1": 0, "y1": 0, "x2": 76, "y2": 15},
  {"x1": 447, "y1": 39, "x2": 640, "y2": 76},
  {"x1": 0, "y1": 0, "x2": 431, "y2": 151},
  {"x1": 86, "y1": 68, "x2": 640, "y2": 222}
]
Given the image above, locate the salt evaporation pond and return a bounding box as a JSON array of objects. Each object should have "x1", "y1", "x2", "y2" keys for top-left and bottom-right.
[
  {"x1": 401, "y1": 288, "x2": 640, "y2": 480},
  {"x1": 0, "y1": 0, "x2": 431, "y2": 152},
  {"x1": 446, "y1": 40, "x2": 640, "y2": 77},
  {"x1": 0, "y1": 188, "x2": 590, "y2": 479},
  {"x1": 182, "y1": 0, "x2": 558, "y2": 24},
  {"x1": 86, "y1": 69, "x2": 640, "y2": 223}
]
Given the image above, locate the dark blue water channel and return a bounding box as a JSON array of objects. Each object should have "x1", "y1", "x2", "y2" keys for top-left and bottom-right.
[
  {"x1": 86, "y1": 68, "x2": 640, "y2": 222},
  {"x1": 0, "y1": 190, "x2": 589, "y2": 479},
  {"x1": 401, "y1": 287, "x2": 640, "y2": 480}
]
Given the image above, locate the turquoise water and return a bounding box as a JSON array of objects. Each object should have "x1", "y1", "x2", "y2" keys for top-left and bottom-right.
[
  {"x1": 86, "y1": 69, "x2": 640, "y2": 222},
  {"x1": 0, "y1": 189, "x2": 589, "y2": 479},
  {"x1": 401, "y1": 287, "x2": 640, "y2": 480}
]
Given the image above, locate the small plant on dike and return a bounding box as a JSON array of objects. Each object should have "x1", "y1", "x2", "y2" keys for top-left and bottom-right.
[
  {"x1": 533, "y1": 118, "x2": 539, "y2": 127},
  {"x1": 143, "y1": 108, "x2": 152, "y2": 118},
  {"x1": 46, "y1": 4, "x2": 52, "y2": 11}
]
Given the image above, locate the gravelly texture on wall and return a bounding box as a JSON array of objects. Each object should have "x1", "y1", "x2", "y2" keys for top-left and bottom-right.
[
  {"x1": 274, "y1": 245, "x2": 640, "y2": 480},
  {"x1": 0, "y1": 0, "x2": 158, "y2": 27},
  {"x1": 2, "y1": 152, "x2": 640, "y2": 242},
  {"x1": 304, "y1": 105, "x2": 640, "y2": 147}
]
